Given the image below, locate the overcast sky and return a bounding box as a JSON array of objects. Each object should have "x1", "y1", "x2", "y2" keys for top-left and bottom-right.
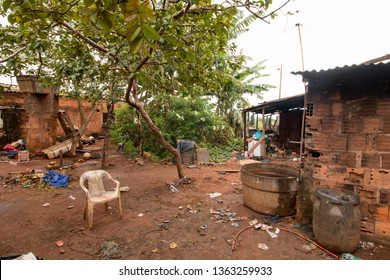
[{"x1": 236, "y1": 0, "x2": 390, "y2": 103}]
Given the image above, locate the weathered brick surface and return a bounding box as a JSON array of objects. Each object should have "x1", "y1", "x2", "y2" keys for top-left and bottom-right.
[
  {"x1": 341, "y1": 118, "x2": 364, "y2": 133},
  {"x1": 330, "y1": 133, "x2": 348, "y2": 150},
  {"x1": 361, "y1": 220, "x2": 375, "y2": 234},
  {"x1": 361, "y1": 153, "x2": 381, "y2": 169},
  {"x1": 321, "y1": 118, "x2": 338, "y2": 133},
  {"x1": 312, "y1": 133, "x2": 329, "y2": 150},
  {"x1": 381, "y1": 154, "x2": 390, "y2": 170},
  {"x1": 314, "y1": 103, "x2": 332, "y2": 117},
  {"x1": 302, "y1": 85, "x2": 390, "y2": 241},
  {"x1": 368, "y1": 203, "x2": 389, "y2": 222},
  {"x1": 331, "y1": 102, "x2": 343, "y2": 117},
  {"x1": 363, "y1": 117, "x2": 383, "y2": 133},
  {"x1": 380, "y1": 189, "x2": 390, "y2": 205},
  {"x1": 377, "y1": 101, "x2": 390, "y2": 116},
  {"x1": 376, "y1": 135, "x2": 390, "y2": 152},
  {"x1": 306, "y1": 117, "x2": 321, "y2": 131},
  {"x1": 347, "y1": 135, "x2": 366, "y2": 151},
  {"x1": 375, "y1": 221, "x2": 390, "y2": 239}
]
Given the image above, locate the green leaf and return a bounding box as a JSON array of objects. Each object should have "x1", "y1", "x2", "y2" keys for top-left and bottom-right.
[
  {"x1": 2, "y1": 0, "x2": 12, "y2": 11},
  {"x1": 130, "y1": 37, "x2": 143, "y2": 54},
  {"x1": 125, "y1": 14, "x2": 139, "y2": 26},
  {"x1": 142, "y1": 24, "x2": 161, "y2": 41},
  {"x1": 129, "y1": 26, "x2": 141, "y2": 42},
  {"x1": 84, "y1": 0, "x2": 95, "y2": 7}
]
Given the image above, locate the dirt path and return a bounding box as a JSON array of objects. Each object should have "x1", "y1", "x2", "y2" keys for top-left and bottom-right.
[{"x1": 1, "y1": 140, "x2": 389, "y2": 260}]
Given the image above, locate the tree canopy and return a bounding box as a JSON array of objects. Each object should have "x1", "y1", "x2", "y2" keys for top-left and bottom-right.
[{"x1": 0, "y1": 0, "x2": 290, "y2": 178}]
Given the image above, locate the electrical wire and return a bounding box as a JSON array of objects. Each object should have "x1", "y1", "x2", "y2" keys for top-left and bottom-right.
[{"x1": 231, "y1": 225, "x2": 342, "y2": 260}]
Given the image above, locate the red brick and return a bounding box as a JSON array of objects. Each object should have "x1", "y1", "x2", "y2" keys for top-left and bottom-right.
[
  {"x1": 314, "y1": 103, "x2": 332, "y2": 117},
  {"x1": 380, "y1": 189, "x2": 390, "y2": 205},
  {"x1": 361, "y1": 220, "x2": 375, "y2": 234},
  {"x1": 347, "y1": 135, "x2": 366, "y2": 151},
  {"x1": 381, "y1": 154, "x2": 390, "y2": 169},
  {"x1": 368, "y1": 203, "x2": 389, "y2": 222},
  {"x1": 363, "y1": 117, "x2": 384, "y2": 133},
  {"x1": 375, "y1": 221, "x2": 390, "y2": 238},
  {"x1": 361, "y1": 153, "x2": 380, "y2": 169},
  {"x1": 377, "y1": 102, "x2": 390, "y2": 116},
  {"x1": 376, "y1": 135, "x2": 390, "y2": 152},
  {"x1": 312, "y1": 133, "x2": 329, "y2": 150},
  {"x1": 306, "y1": 117, "x2": 321, "y2": 131},
  {"x1": 331, "y1": 102, "x2": 343, "y2": 117},
  {"x1": 341, "y1": 118, "x2": 363, "y2": 133}
]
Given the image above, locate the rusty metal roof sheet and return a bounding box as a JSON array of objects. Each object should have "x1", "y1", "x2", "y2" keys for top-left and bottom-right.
[
  {"x1": 291, "y1": 61, "x2": 390, "y2": 87},
  {"x1": 242, "y1": 94, "x2": 305, "y2": 114}
]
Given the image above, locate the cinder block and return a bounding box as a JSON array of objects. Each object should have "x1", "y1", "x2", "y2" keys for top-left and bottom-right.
[
  {"x1": 330, "y1": 134, "x2": 347, "y2": 150},
  {"x1": 314, "y1": 103, "x2": 332, "y2": 117},
  {"x1": 361, "y1": 220, "x2": 375, "y2": 234},
  {"x1": 375, "y1": 135, "x2": 390, "y2": 152},
  {"x1": 331, "y1": 102, "x2": 343, "y2": 117},
  {"x1": 312, "y1": 133, "x2": 329, "y2": 149},
  {"x1": 364, "y1": 117, "x2": 384, "y2": 133},
  {"x1": 361, "y1": 153, "x2": 380, "y2": 169},
  {"x1": 306, "y1": 117, "x2": 321, "y2": 131},
  {"x1": 368, "y1": 203, "x2": 389, "y2": 222},
  {"x1": 377, "y1": 102, "x2": 390, "y2": 116},
  {"x1": 321, "y1": 118, "x2": 338, "y2": 133},
  {"x1": 380, "y1": 189, "x2": 390, "y2": 205},
  {"x1": 341, "y1": 118, "x2": 363, "y2": 133},
  {"x1": 374, "y1": 221, "x2": 390, "y2": 238},
  {"x1": 348, "y1": 135, "x2": 366, "y2": 151}
]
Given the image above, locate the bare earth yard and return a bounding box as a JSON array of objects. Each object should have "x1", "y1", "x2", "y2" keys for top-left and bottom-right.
[{"x1": 1, "y1": 139, "x2": 389, "y2": 260}]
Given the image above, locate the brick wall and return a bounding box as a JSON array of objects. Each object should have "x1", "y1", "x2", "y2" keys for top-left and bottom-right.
[
  {"x1": 301, "y1": 84, "x2": 390, "y2": 242},
  {"x1": 57, "y1": 98, "x2": 105, "y2": 137},
  {"x1": 1, "y1": 91, "x2": 104, "y2": 152}
]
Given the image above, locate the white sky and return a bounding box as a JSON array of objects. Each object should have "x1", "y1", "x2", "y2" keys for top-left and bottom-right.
[{"x1": 236, "y1": 0, "x2": 390, "y2": 103}]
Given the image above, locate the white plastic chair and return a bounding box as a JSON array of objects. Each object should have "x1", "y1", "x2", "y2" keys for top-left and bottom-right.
[{"x1": 79, "y1": 170, "x2": 123, "y2": 229}]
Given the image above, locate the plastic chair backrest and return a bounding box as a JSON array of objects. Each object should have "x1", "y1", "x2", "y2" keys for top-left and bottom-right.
[{"x1": 80, "y1": 170, "x2": 117, "y2": 197}]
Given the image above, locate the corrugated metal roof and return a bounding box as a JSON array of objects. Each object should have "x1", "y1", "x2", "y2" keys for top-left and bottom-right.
[
  {"x1": 291, "y1": 61, "x2": 390, "y2": 88},
  {"x1": 292, "y1": 61, "x2": 390, "y2": 79},
  {"x1": 242, "y1": 94, "x2": 304, "y2": 114}
]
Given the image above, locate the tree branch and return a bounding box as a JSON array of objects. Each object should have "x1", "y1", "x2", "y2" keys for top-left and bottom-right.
[
  {"x1": 59, "y1": 21, "x2": 110, "y2": 55},
  {"x1": 0, "y1": 46, "x2": 28, "y2": 63}
]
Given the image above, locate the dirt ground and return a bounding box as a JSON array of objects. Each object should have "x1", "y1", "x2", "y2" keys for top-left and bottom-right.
[{"x1": 1, "y1": 139, "x2": 390, "y2": 260}]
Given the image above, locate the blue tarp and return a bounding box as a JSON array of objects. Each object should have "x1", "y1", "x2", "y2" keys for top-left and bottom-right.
[{"x1": 43, "y1": 170, "x2": 69, "y2": 187}]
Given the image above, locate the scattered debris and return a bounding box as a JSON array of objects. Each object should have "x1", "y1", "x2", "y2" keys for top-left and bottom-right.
[
  {"x1": 200, "y1": 225, "x2": 208, "y2": 230},
  {"x1": 67, "y1": 206, "x2": 74, "y2": 209},
  {"x1": 69, "y1": 195, "x2": 76, "y2": 200},
  {"x1": 42, "y1": 203, "x2": 50, "y2": 207},
  {"x1": 42, "y1": 170, "x2": 69, "y2": 187},
  {"x1": 169, "y1": 242, "x2": 177, "y2": 249},
  {"x1": 341, "y1": 253, "x2": 362, "y2": 260},
  {"x1": 359, "y1": 240, "x2": 375, "y2": 250},
  {"x1": 207, "y1": 192, "x2": 222, "y2": 198},
  {"x1": 120, "y1": 186, "x2": 130, "y2": 192},
  {"x1": 14, "y1": 252, "x2": 37, "y2": 260},
  {"x1": 99, "y1": 241, "x2": 119, "y2": 258},
  {"x1": 55, "y1": 240, "x2": 64, "y2": 247},
  {"x1": 138, "y1": 213, "x2": 144, "y2": 217},
  {"x1": 258, "y1": 243, "x2": 269, "y2": 250}
]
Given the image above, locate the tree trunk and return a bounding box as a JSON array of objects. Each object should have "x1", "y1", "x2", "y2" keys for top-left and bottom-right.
[
  {"x1": 133, "y1": 101, "x2": 184, "y2": 178},
  {"x1": 136, "y1": 111, "x2": 143, "y2": 156},
  {"x1": 101, "y1": 101, "x2": 115, "y2": 169},
  {"x1": 70, "y1": 97, "x2": 101, "y2": 155}
]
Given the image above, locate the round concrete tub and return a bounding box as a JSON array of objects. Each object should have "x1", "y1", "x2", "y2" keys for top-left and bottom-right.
[{"x1": 240, "y1": 163, "x2": 300, "y2": 216}]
